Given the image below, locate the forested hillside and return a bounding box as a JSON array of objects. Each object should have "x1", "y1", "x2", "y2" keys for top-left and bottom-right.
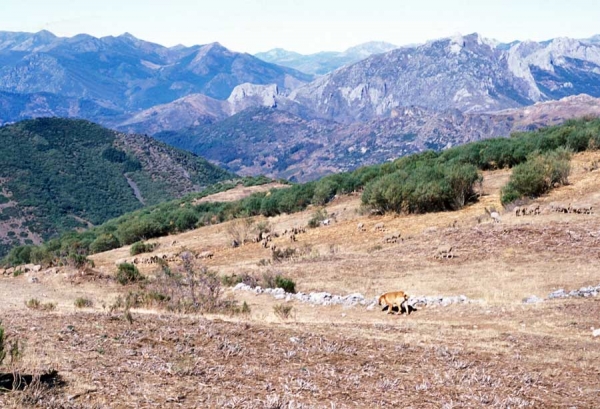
[{"x1": 0, "y1": 118, "x2": 233, "y2": 256}]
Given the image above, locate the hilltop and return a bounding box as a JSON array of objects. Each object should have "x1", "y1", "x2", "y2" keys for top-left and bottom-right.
[{"x1": 0, "y1": 118, "x2": 233, "y2": 257}]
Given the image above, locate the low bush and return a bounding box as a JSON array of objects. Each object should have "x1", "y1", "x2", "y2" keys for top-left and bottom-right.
[
  {"x1": 130, "y1": 241, "x2": 157, "y2": 256},
  {"x1": 273, "y1": 304, "x2": 293, "y2": 320},
  {"x1": 307, "y1": 209, "x2": 328, "y2": 228},
  {"x1": 74, "y1": 297, "x2": 93, "y2": 308},
  {"x1": 261, "y1": 271, "x2": 297, "y2": 293},
  {"x1": 89, "y1": 234, "x2": 121, "y2": 254},
  {"x1": 501, "y1": 149, "x2": 571, "y2": 204},
  {"x1": 271, "y1": 248, "x2": 297, "y2": 263},
  {"x1": 274, "y1": 276, "x2": 296, "y2": 294},
  {"x1": 115, "y1": 263, "x2": 144, "y2": 285},
  {"x1": 220, "y1": 272, "x2": 258, "y2": 288},
  {"x1": 25, "y1": 298, "x2": 56, "y2": 311}
]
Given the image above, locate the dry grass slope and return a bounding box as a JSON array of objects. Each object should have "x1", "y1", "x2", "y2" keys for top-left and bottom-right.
[{"x1": 2, "y1": 151, "x2": 600, "y2": 407}]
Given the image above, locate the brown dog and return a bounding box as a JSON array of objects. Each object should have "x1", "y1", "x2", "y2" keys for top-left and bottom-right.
[{"x1": 378, "y1": 291, "x2": 410, "y2": 315}]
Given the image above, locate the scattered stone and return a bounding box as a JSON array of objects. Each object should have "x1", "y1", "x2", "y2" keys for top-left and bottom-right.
[
  {"x1": 306, "y1": 292, "x2": 328, "y2": 304},
  {"x1": 593, "y1": 329, "x2": 600, "y2": 338},
  {"x1": 522, "y1": 295, "x2": 543, "y2": 304},
  {"x1": 548, "y1": 289, "x2": 568, "y2": 299},
  {"x1": 234, "y1": 283, "x2": 474, "y2": 309},
  {"x1": 547, "y1": 284, "x2": 600, "y2": 300}
]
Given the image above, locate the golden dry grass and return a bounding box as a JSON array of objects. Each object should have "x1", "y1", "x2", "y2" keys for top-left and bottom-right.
[{"x1": 2, "y1": 151, "x2": 600, "y2": 407}]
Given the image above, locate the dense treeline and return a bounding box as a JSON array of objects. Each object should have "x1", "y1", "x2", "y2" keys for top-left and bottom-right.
[{"x1": 4, "y1": 117, "x2": 600, "y2": 267}]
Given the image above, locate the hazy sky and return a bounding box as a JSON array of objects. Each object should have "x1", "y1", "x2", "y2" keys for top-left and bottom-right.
[{"x1": 1, "y1": 0, "x2": 598, "y2": 53}]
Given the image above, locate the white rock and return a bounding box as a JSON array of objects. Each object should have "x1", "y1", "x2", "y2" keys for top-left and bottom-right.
[{"x1": 593, "y1": 329, "x2": 600, "y2": 337}]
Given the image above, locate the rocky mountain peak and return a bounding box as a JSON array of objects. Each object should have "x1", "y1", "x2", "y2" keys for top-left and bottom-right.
[{"x1": 227, "y1": 83, "x2": 279, "y2": 114}]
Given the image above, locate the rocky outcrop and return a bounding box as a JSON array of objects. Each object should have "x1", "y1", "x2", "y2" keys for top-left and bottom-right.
[{"x1": 290, "y1": 33, "x2": 600, "y2": 123}]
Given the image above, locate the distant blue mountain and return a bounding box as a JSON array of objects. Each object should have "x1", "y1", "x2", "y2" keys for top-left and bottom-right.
[
  {"x1": 255, "y1": 42, "x2": 399, "y2": 75},
  {"x1": 0, "y1": 30, "x2": 312, "y2": 112}
]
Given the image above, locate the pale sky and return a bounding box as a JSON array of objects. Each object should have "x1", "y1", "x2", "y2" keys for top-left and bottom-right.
[{"x1": 1, "y1": 0, "x2": 598, "y2": 54}]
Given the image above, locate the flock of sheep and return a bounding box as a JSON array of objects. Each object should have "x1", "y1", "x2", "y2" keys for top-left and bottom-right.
[
  {"x1": 114, "y1": 198, "x2": 593, "y2": 270},
  {"x1": 515, "y1": 202, "x2": 593, "y2": 216}
]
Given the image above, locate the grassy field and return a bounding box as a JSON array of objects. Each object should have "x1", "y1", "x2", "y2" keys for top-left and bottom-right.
[{"x1": 1, "y1": 151, "x2": 599, "y2": 408}]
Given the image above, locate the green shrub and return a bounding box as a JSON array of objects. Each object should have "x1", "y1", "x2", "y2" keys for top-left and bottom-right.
[
  {"x1": 90, "y1": 234, "x2": 121, "y2": 254},
  {"x1": 275, "y1": 275, "x2": 296, "y2": 293},
  {"x1": 130, "y1": 241, "x2": 157, "y2": 256},
  {"x1": 501, "y1": 150, "x2": 571, "y2": 204},
  {"x1": 262, "y1": 271, "x2": 296, "y2": 293},
  {"x1": 116, "y1": 263, "x2": 144, "y2": 285},
  {"x1": 4, "y1": 245, "x2": 34, "y2": 267},
  {"x1": 30, "y1": 246, "x2": 53, "y2": 266}
]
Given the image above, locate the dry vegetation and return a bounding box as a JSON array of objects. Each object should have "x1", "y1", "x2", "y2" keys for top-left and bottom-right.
[{"x1": 2, "y1": 151, "x2": 600, "y2": 407}]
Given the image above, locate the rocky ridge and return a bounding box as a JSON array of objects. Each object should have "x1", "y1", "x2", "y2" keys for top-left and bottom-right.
[
  {"x1": 290, "y1": 33, "x2": 600, "y2": 122},
  {"x1": 155, "y1": 94, "x2": 600, "y2": 181}
]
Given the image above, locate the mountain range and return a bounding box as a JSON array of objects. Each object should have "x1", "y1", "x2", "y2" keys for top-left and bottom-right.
[
  {"x1": 0, "y1": 30, "x2": 311, "y2": 112},
  {"x1": 154, "y1": 94, "x2": 600, "y2": 181},
  {"x1": 254, "y1": 41, "x2": 399, "y2": 75},
  {"x1": 2, "y1": 30, "x2": 600, "y2": 181}
]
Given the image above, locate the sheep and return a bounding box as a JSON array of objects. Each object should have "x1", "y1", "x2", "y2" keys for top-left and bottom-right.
[
  {"x1": 270, "y1": 243, "x2": 277, "y2": 252},
  {"x1": 527, "y1": 204, "x2": 540, "y2": 216},
  {"x1": 484, "y1": 207, "x2": 501, "y2": 223},
  {"x1": 436, "y1": 245, "x2": 454, "y2": 259},
  {"x1": 289, "y1": 234, "x2": 296, "y2": 242},
  {"x1": 357, "y1": 222, "x2": 365, "y2": 231},
  {"x1": 197, "y1": 251, "x2": 214, "y2": 260},
  {"x1": 515, "y1": 206, "x2": 522, "y2": 217},
  {"x1": 549, "y1": 202, "x2": 569, "y2": 213},
  {"x1": 570, "y1": 203, "x2": 593, "y2": 214},
  {"x1": 322, "y1": 219, "x2": 331, "y2": 226},
  {"x1": 373, "y1": 222, "x2": 385, "y2": 232},
  {"x1": 383, "y1": 232, "x2": 401, "y2": 243},
  {"x1": 490, "y1": 211, "x2": 501, "y2": 223}
]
